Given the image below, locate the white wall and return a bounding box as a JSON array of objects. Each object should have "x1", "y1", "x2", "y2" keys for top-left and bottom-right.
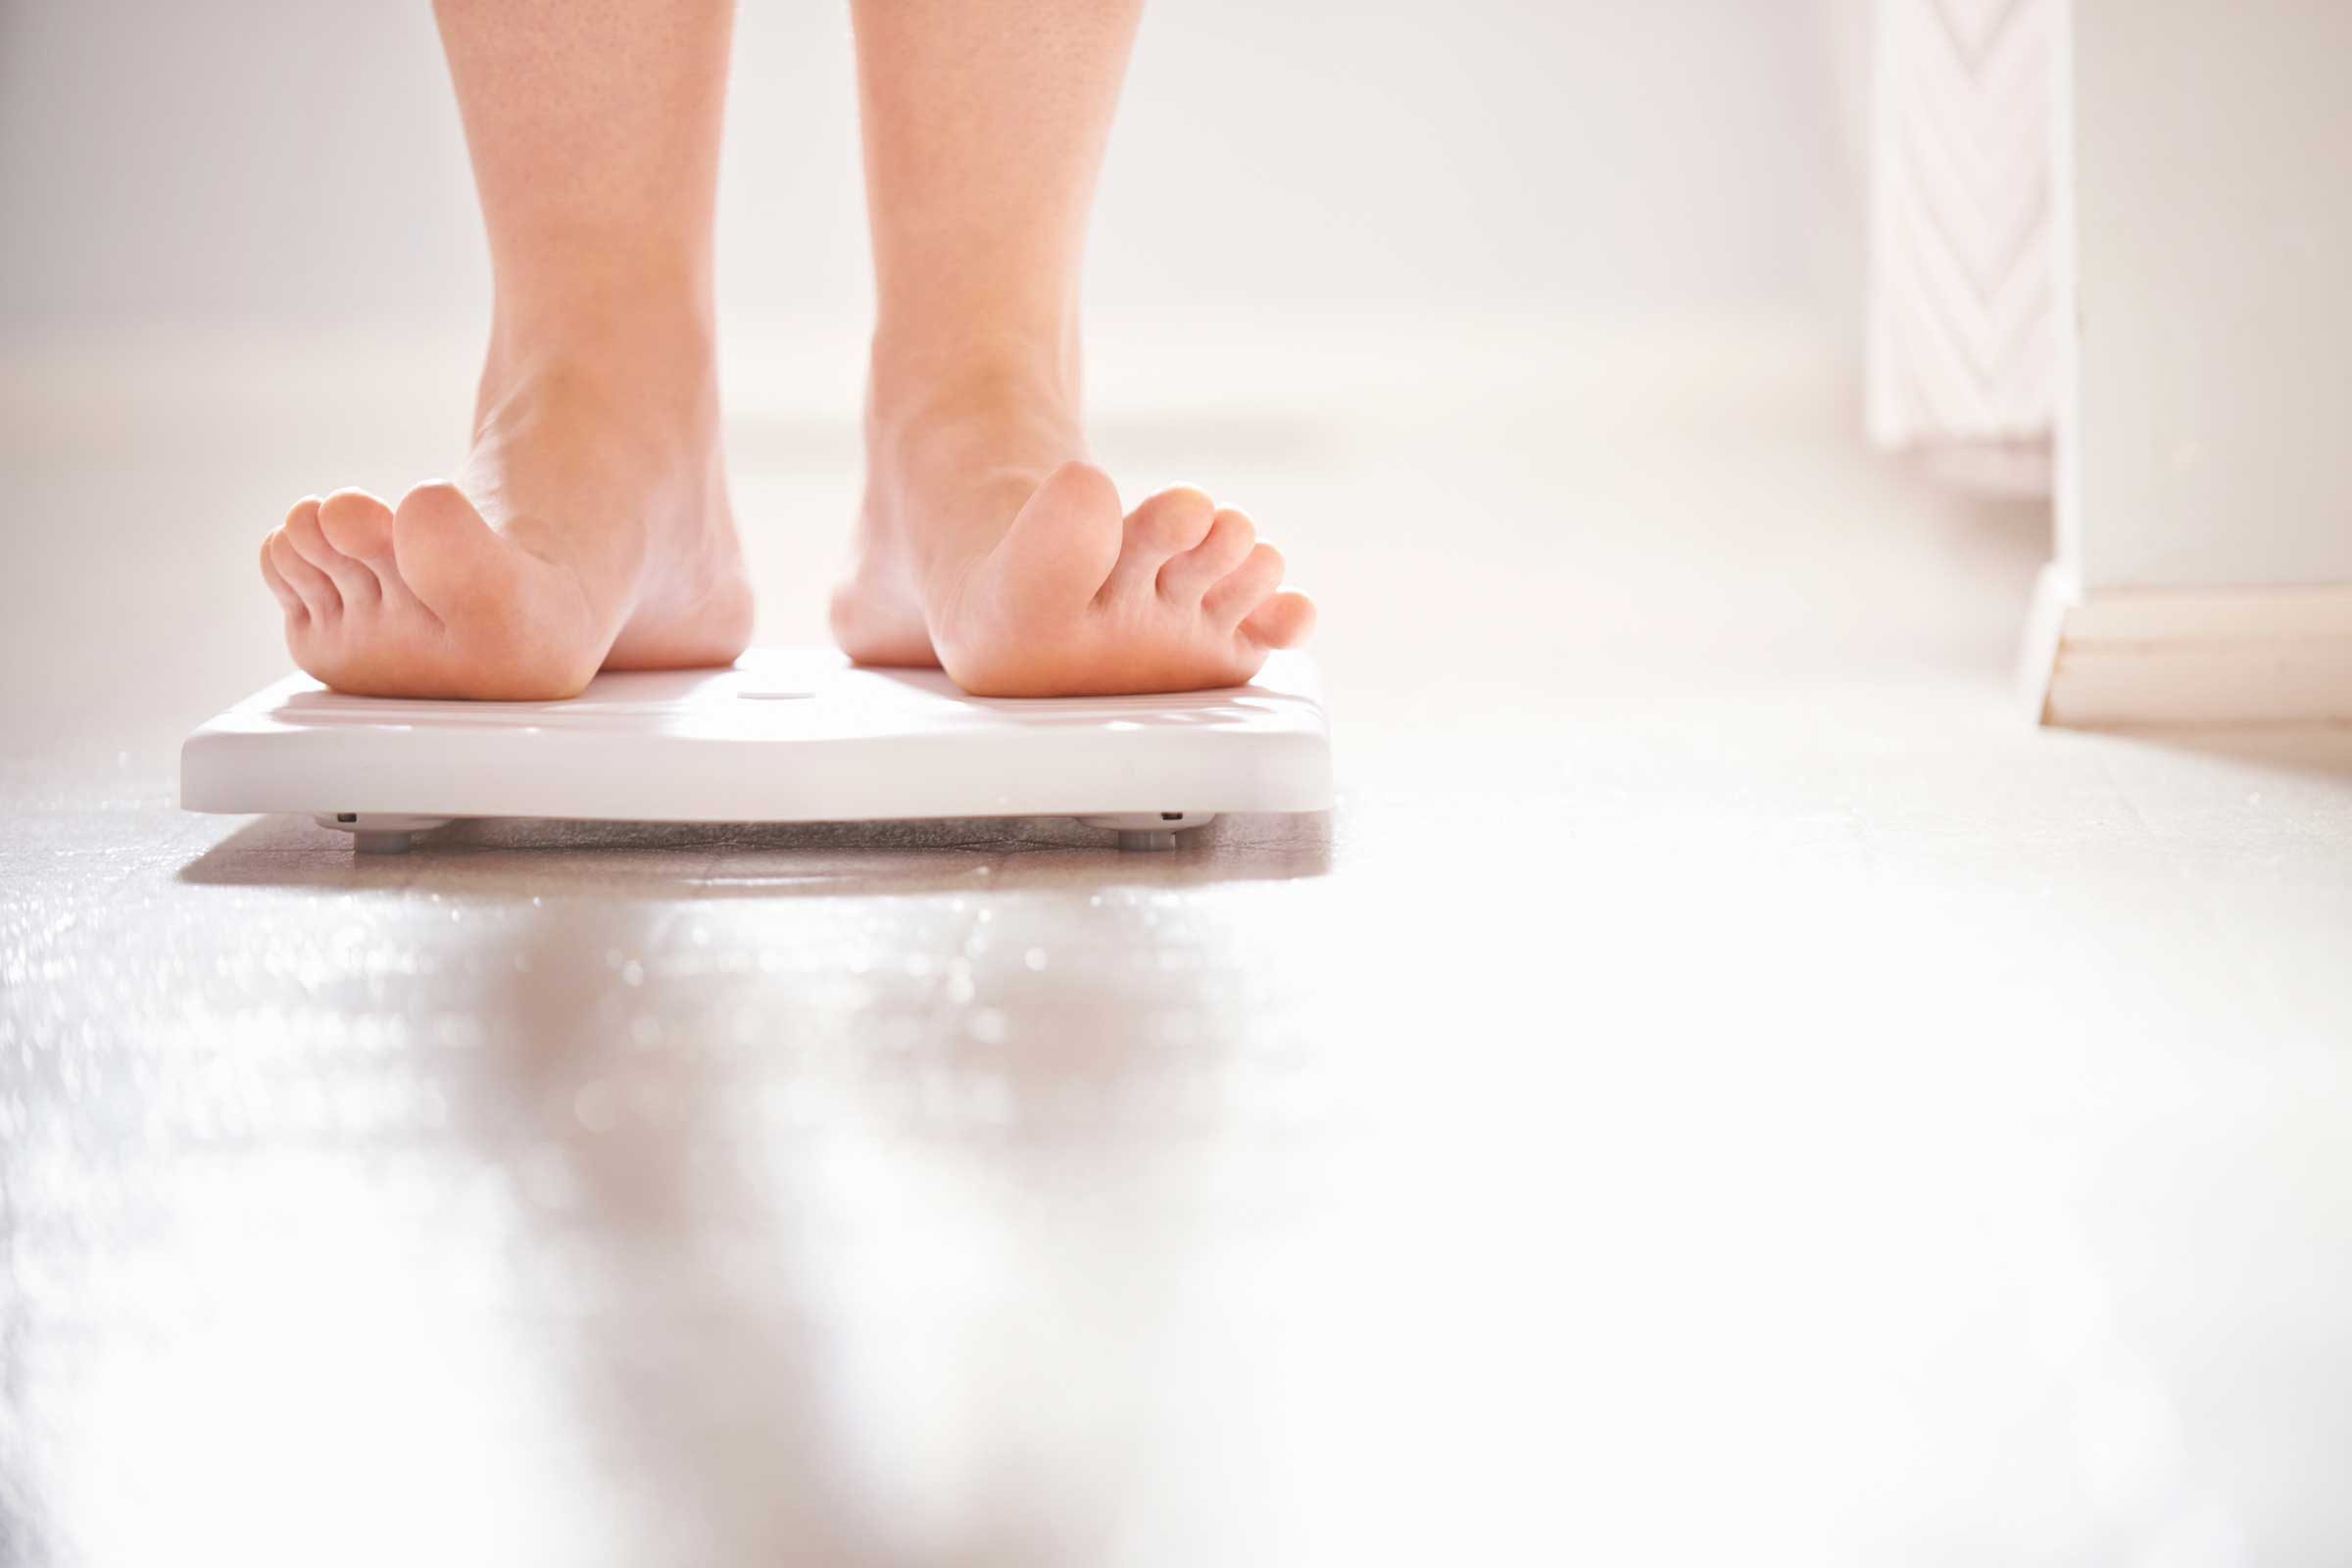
[
  {"x1": 2061, "y1": 0, "x2": 2352, "y2": 590},
  {"x1": 0, "y1": 0, "x2": 1865, "y2": 348}
]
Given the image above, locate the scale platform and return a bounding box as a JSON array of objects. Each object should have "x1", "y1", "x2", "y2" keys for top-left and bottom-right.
[{"x1": 180, "y1": 647, "x2": 1332, "y2": 853}]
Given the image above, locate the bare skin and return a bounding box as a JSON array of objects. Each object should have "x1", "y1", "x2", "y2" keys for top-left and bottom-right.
[
  {"x1": 261, "y1": 0, "x2": 1311, "y2": 700},
  {"x1": 261, "y1": 0, "x2": 748, "y2": 700},
  {"x1": 830, "y1": 0, "x2": 1314, "y2": 695}
]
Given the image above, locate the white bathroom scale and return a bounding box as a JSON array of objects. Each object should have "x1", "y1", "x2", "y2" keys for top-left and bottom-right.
[{"x1": 180, "y1": 648, "x2": 1332, "y2": 853}]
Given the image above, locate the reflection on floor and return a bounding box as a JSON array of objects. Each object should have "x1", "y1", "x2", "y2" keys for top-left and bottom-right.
[{"x1": 4, "y1": 318, "x2": 2349, "y2": 1566}]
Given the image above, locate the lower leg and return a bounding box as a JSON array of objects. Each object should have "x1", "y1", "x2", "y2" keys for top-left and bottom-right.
[
  {"x1": 856, "y1": 0, "x2": 1134, "y2": 408},
  {"x1": 259, "y1": 0, "x2": 751, "y2": 699},
  {"x1": 449, "y1": 0, "x2": 727, "y2": 346},
  {"x1": 833, "y1": 0, "x2": 1314, "y2": 695}
]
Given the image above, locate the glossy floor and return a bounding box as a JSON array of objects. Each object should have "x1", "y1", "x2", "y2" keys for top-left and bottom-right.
[{"x1": 4, "y1": 319, "x2": 2350, "y2": 1566}]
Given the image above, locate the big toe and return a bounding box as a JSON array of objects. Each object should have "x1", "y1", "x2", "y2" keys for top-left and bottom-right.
[
  {"x1": 994, "y1": 461, "x2": 1125, "y2": 603},
  {"x1": 392, "y1": 479, "x2": 601, "y2": 694},
  {"x1": 391, "y1": 481, "x2": 509, "y2": 614}
]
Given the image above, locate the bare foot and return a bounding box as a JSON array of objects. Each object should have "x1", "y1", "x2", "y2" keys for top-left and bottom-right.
[
  {"x1": 260, "y1": 323, "x2": 752, "y2": 700},
  {"x1": 831, "y1": 368, "x2": 1315, "y2": 697}
]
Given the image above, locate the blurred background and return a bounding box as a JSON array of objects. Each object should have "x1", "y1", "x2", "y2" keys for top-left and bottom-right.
[{"x1": 0, "y1": 1, "x2": 1864, "y2": 351}]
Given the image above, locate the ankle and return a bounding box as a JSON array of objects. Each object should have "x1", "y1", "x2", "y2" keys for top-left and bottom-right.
[
  {"x1": 866, "y1": 318, "x2": 1082, "y2": 433},
  {"x1": 478, "y1": 306, "x2": 717, "y2": 432},
  {"x1": 485, "y1": 263, "x2": 715, "y2": 384}
]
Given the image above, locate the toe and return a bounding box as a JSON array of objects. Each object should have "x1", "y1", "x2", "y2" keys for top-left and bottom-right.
[
  {"x1": 393, "y1": 480, "x2": 597, "y2": 691},
  {"x1": 1241, "y1": 588, "x2": 1317, "y2": 649},
  {"x1": 1105, "y1": 485, "x2": 1216, "y2": 596},
  {"x1": 1202, "y1": 541, "x2": 1286, "y2": 627},
  {"x1": 993, "y1": 462, "x2": 1125, "y2": 606},
  {"x1": 285, "y1": 496, "x2": 379, "y2": 605},
  {"x1": 269, "y1": 527, "x2": 341, "y2": 618},
  {"x1": 391, "y1": 481, "x2": 508, "y2": 622},
  {"x1": 260, "y1": 532, "x2": 306, "y2": 620},
  {"x1": 318, "y1": 488, "x2": 400, "y2": 574},
  {"x1": 1158, "y1": 506, "x2": 1255, "y2": 601}
]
